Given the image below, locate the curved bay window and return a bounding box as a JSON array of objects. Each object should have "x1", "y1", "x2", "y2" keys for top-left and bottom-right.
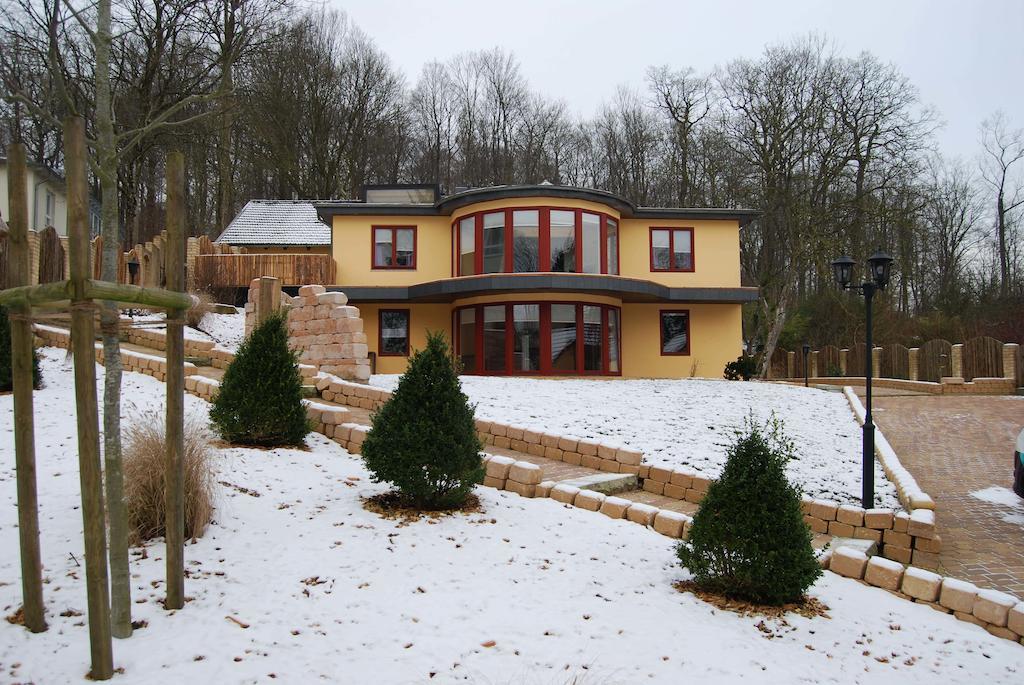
[
  {"x1": 454, "y1": 301, "x2": 622, "y2": 376},
  {"x1": 454, "y1": 207, "x2": 621, "y2": 276}
]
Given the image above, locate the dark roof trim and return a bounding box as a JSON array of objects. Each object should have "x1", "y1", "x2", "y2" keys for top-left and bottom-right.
[
  {"x1": 328, "y1": 273, "x2": 759, "y2": 304},
  {"x1": 315, "y1": 185, "x2": 759, "y2": 226}
]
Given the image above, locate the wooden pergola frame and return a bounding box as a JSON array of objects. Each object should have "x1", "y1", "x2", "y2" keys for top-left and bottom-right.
[{"x1": 1, "y1": 118, "x2": 193, "y2": 680}]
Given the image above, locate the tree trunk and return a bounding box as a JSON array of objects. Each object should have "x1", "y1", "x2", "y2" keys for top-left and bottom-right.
[
  {"x1": 216, "y1": 3, "x2": 236, "y2": 233},
  {"x1": 997, "y1": 191, "x2": 1009, "y2": 297},
  {"x1": 95, "y1": 0, "x2": 132, "y2": 640}
]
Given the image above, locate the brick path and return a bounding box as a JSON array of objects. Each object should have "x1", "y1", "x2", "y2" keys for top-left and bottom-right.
[{"x1": 873, "y1": 395, "x2": 1024, "y2": 596}]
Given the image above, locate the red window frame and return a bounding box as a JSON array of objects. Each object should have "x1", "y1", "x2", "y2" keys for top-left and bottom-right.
[
  {"x1": 659, "y1": 309, "x2": 691, "y2": 356},
  {"x1": 649, "y1": 227, "x2": 695, "y2": 273},
  {"x1": 451, "y1": 207, "x2": 621, "y2": 277},
  {"x1": 372, "y1": 226, "x2": 417, "y2": 270},
  {"x1": 452, "y1": 301, "x2": 622, "y2": 376},
  {"x1": 378, "y1": 309, "x2": 410, "y2": 357}
]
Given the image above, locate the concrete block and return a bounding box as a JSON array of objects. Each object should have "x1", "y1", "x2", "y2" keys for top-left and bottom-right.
[
  {"x1": 642, "y1": 479, "x2": 665, "y2": 495},
  {"x1": 615, "y1": 448, "x2": 643, "y2": 465},
  {"x1": 581, "y1": 454, "x2": 601, "y2": 470},
  {"x1": 599, "y1": 496, "x2": 631, "y2": 519},
  {"x1": 973, "y1": 589, "x2": 1018, "y2": 627},
  {"x1": 853, "y1": 527, "x2": 882, "y2": 544},
  {"x1": 953, "y1": 610, "x2": 985, "y2": 627},
  {"x1": 536, "y1": 481, "x2": 555, "y2": 498},
  {"x1": 557, "y1": 437, "x2": 578, "y2": 452},
  {"x1": 669, "y1": 470, "x2": 694, "y2": 488},
  {"x1": 647, "y1": 466, "x2": 673, "y2": 483},
  {"x1": 505, "y1": 480, "x2": 536, "y2": 498},
  {"x1": 596, "y1": 443, "x2": 618, "y2": 460},
  {"x1": 653, "y1": 511, "x2": 689, "y2": 539},
  {"x1": 912, "y1": 550, "x2": 940, "y2": 570},
  {"x1": 864, "y1": 556, "x2": 904, "y2": 591},
  {"x1": 540, "y1": 433, "x2": 560, "y2": 448},
  {"x1": 883, "y1": 529, "x2": 912, "y2": 548},
  {"x1": 573, "y1": 490, "x2": 605, "y2": 512},
  {"x1": 625, "y1": 503, "x2": 658, "y2": 526},
  {"x1": 830, "y1": 547, "x2": 868, "y2": 579},
  {"x1": 939, "y1": 578, "x2": 978, "y2": 613},
  {"x1": 482, "y1": 475, "x2": 505, "y2": 489},
  {"x1": 864, "y1": 508, "x2": 895, "y2": 529},
  {"x1": 485, "y1": 456, "x2": 515, "y2": 480},
  {"x1": 545, "y1": 446, "x2": 564, "y2": 461},
  {"x1": 908, "y1": 509, "x2": 936, "y2": 539},
  {"x1": 523, "y1": 429, "x2": 542, "y2": 444},
  {"x1": 599, "y1": 458, "x2": 620, "y2": 473},
  {"x1": 914, "y1": 535, "x2": 942, "y2": 554},
  {"x1": 836, "y1": 505, "x2": 864, "y2": 527},
  {"x1": 576, "y1": 439, "x2": 599, "y2": 456},
  {"x1": 809, "y1": 499, "x2": 838, "y2": 521},
  {"x1": 663, "y1": 483, "x2": 686, "y2": 500},
  {"x1": 881, "y1": 545, "x2": 912, "y2": 564},
  {"x1": 508, "y1": 462, "x2": 543, "y2": 485},
  {"x1": 550, "y1": 484, "x2": 580, "y2": 504},
  {"x1": 1007, "y1": 602, "x2": 1024, "y2": 637},
  {"x1": 901, "y1": 567, "x2": 942, "y2": 602},
  {"x1": 828, "y1": 520, "x2": 855, "y2": 538}
]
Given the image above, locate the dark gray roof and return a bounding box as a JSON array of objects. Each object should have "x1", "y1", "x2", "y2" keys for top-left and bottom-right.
[
  {"x1": 315, "y1": 184, "x2": 759, "y2": 226},
  {"x1": 216, "y1": 200, "x2": 330, "y2": 246}
]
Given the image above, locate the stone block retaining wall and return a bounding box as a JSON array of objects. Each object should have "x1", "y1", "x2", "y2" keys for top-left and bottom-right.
[{"x1": 828, "y1": 547, "x2": 1024, "y2": 645}]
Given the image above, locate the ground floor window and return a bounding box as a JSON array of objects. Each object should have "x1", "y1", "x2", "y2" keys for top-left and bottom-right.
[
  {"x1": 454, "y1": 301, "x2": 621, "y2": 376},
  {"x1": 379, "y1": 309, "x2": 410, "y2": 356},
  {"x1": 660, "y1": 310, "x2": 690, "y2": 355}
]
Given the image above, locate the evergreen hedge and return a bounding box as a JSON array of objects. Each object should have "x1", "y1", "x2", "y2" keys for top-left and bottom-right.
[
  {"x1": 361, "y1": 331, "x2": 484, "y2": 509},
  {"x1": 678, "y1": 417, "x2": 821, "y2": 605},
  {"x1": 209, "y1": 311, "x2": 310, "y2": 447},
  {"x1": 0, "y1": 305, "x2": 42, "y2": 392}
]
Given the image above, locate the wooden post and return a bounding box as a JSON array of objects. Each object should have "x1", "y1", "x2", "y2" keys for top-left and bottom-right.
[
  {"x1": 164, "y1": 153, "x2": 186, "y2": 610},
  {"x1": 6, "y1": 143, "x2": 46, "y2": 633},
  {"x1": 257, "y1": 276, "x2": 280, "y2": 326},
  {"x1": 65, "y1": 117, "x2": 114, "y2": 680}
]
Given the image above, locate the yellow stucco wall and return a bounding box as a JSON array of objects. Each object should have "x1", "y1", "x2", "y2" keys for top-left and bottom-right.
[
  {"x1": 331, "y1": 215, "x2": 451, "y2": 285},
  {"x1": 620, "y1": 303, "x2": 742, "y2": 378},
  {"x1": 356, "y1": 302, "x2": 452, "y2": 375},
  {"x1": 618, "y1": 218, "x2": 741, "y2": 287}
]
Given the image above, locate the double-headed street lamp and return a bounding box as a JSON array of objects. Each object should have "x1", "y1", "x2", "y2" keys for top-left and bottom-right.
[{"x1": 831, "y1": 250, "x2": 895, "y2": 509}]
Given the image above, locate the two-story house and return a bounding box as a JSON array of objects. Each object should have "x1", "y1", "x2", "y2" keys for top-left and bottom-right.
[
  {"x1": 311, "y1": 184, "x2": 758, "y2": 379},
  {"x1": 0, "y1": 155, "x2": 102, "y2": 236}
]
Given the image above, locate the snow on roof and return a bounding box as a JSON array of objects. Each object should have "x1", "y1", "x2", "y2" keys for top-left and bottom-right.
[{"x1": 216, "y1": 200, "x2": 330, "y2": 246}]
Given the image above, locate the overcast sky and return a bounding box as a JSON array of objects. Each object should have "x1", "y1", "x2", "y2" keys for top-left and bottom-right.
[{"x1": 336, "y1": 0, "x2": 1024, "y2": 161}]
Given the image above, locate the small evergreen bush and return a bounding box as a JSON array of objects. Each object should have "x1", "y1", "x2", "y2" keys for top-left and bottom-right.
[
  {"x1": 361, "y1": 331, "x2": 484, "y2": 509},
  {"x1": 678, "y1": 417, "x2": 821, "y2": 605},
  {"x1": 0, "y1": 305, "x2": 42, "y2": 392},
  {"x1": 209, "y1": 311, "x2": 310, "y2": 447},
  {"x1": 723, "y1": 354, "x2": 758, "y2": 381}
]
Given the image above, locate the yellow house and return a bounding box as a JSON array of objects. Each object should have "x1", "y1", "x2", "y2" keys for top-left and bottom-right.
[{"x1": 311, "y1": 184, "x2": 757, "y2": 379}]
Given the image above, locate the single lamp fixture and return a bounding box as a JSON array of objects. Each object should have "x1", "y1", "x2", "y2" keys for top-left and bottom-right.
[
  {"x1": 831, "y1": 255, "x2": 856, "y2": 288},
  {"x1": 802, "y1": 343, "x2": 811, "y2": 357},
  {"x1": 867, "y1": 250, "x2": 894, "y2": 289}
]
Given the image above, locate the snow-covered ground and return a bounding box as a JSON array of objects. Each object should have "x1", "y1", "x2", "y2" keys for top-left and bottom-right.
[
  {"x1": 125, "y1": 309, "x2": 245, "y2": 350},
  {"x1": 2, "y1": 351, "x2": 1021, "y2": 683},
  {"x1": 370, "y1": 375, "x2": 899, "y2": 507}
]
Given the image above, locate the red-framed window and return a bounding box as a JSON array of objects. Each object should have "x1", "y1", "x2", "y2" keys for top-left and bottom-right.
[
  {"x1": 379, "y1": 309, "x2": 410, "y2": 356},
  {"x1": 372, "y1": 226, "x2": 417, "y2": 269},
  {"x1": 649, "y1": 227, "x2": 694, "y2": 272},
  {"x1": 454, "y1": 208, "x2": 621, "y2": 277},
  {"x1": 659, "y1": 309, "x2": 690, "y2": 356},
  {"x1": 453, "y1": 301, "x2": 622, "y2": 376}
]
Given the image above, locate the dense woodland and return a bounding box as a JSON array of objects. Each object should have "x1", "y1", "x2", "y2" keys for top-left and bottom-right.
[{"x1": 2, "y1": 1, "x2": 1022, "y2": 353}]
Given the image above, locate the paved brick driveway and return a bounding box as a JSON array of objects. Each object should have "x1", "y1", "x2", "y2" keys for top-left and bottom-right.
[{"x1": 872, "y1": 395, "x2": 1024, "y2": 597}]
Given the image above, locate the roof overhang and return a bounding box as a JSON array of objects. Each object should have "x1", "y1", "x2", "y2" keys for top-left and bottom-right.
[{"x1": 329, "y1": 273, "x2": 759, "y2": 304}]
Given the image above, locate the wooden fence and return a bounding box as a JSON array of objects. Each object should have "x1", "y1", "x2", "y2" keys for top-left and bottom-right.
[
  {"x1": 918, "y1": 339, "x2": 952, "y2": 382},
  {"x1": 962, "y1": 336, "x2": 1003, "y2": 381},
  {"x1": 193, "y1": 253, "x2": 335, "y2": 288},
  {"x1": 820, "y1": 345, "x2": 842, "y2": 377},
  {"x1": 880, "y1": 343, "x2": 910, "y2": 380}
]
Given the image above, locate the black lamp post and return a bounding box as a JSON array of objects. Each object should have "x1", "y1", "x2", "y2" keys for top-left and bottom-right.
[
  {"x1": 802, "y1": 343, "x2": 811, "y2": 387},
  {"x1": 831, "y1": 250, "x2": 894, "y2": 509}
]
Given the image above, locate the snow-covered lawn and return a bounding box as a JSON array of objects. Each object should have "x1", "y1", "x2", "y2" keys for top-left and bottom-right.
[
  {"x1": 1, "y1": 352, "x2": 1021, "y2": 683},
  {"x1": 370, "y1": 375, "x2": 898, "y2": 507},
  {"x1": 125, "y1": 309, "x2": 245, "y2": 350}
]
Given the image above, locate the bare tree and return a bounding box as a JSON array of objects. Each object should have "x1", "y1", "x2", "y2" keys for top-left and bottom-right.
[{"x1": 979, "y1": 111, "x2": 1024, "y2": 297}]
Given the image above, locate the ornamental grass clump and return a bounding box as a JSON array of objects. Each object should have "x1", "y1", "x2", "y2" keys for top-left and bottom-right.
[
  {"x1": 361, "y1": 331, "x2": 484, "y2": 509},
  {"x1": 209, "y1": 311, "x2": 310, "y2": 447},
  {"x1": 0, "y1": 305, "x2": 42, "y2": 391},
  {"x1": 123, "y1": 412, "x2": 215, "y2": 543},
  {"x1": 678, "y1": 417, "x2": 821, "y2": 605}
]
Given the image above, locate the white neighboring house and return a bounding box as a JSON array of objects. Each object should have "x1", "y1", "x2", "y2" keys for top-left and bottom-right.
[{"x1": 0, "y1": 155, "x2": 102, "y2": 235}]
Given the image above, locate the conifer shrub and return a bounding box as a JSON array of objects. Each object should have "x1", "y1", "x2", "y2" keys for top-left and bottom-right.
[
  {"x1": 677, "y1": 417, "x2": 821, "y2": 605},
  {"x1": 361, "y1": 331, "x2": 484, "y2": 509},
  {"x1": 723, "y1": 353, "x2": 757, "y2": 381},
  {"x1": 209, "y1": 311, "x2": 310, "y2": 447},
  {"x1": 0, "y1": 305, "x2": 42, "y2": 392}
]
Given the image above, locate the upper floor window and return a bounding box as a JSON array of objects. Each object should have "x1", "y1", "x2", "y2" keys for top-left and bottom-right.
[
  {"x1": 650, "y1": 228, "x2": 694, "y2": 272},
  {"x1": 44, "y1": 191, "x2": 55, "y2": 227},
  {"x1": 373, "y1": 226, "x2": 416, "y2": 269},
  {"x1": 455, "y1": 207, "x2": 620, "y2": 276}
]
